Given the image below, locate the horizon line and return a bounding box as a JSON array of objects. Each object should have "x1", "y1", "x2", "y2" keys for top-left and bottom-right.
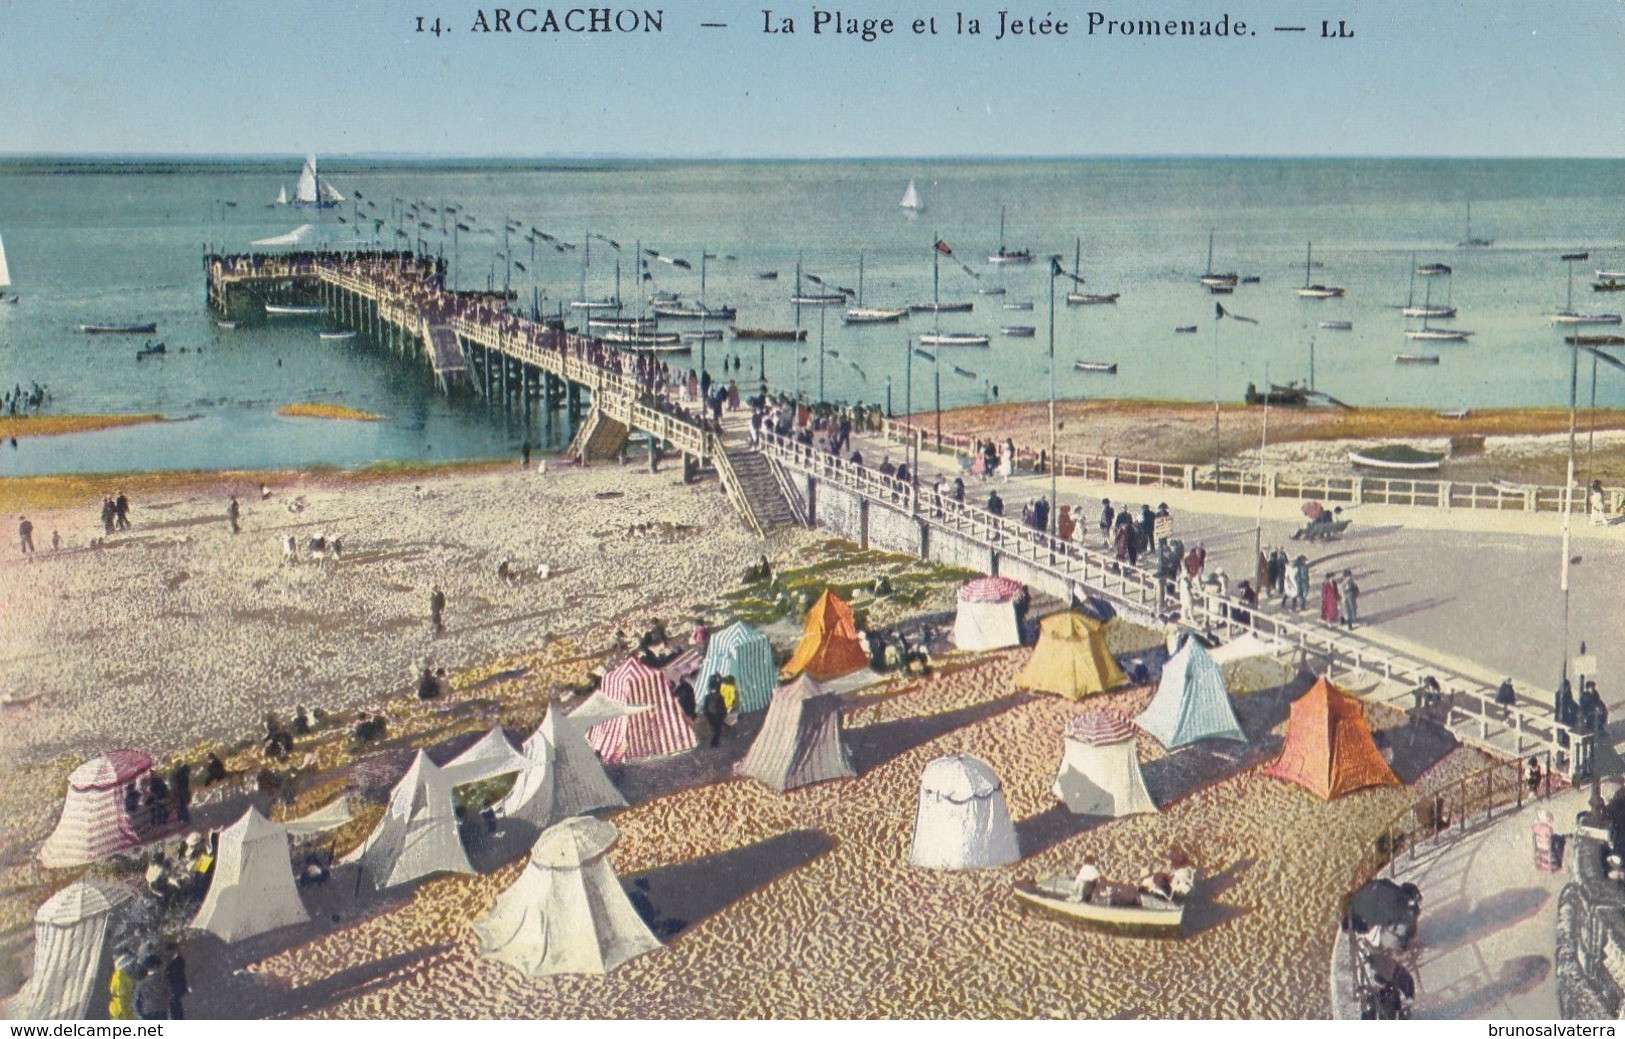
[{"x1": 2, "y1": 151, "x2": 1622, "y2": 164}]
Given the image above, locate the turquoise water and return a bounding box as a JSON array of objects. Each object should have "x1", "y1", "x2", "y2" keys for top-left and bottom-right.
[{"x1": 0, "y1": 156, "x2": 1621, "y2": 477}]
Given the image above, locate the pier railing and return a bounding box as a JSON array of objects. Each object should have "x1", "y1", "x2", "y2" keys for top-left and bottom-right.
[
  {"x1": 878, "y1": 418, "x2": 1610, "y2": 518},
  {"x1": 759, "y1": 430, "x2": 1590, "y2": 774}
]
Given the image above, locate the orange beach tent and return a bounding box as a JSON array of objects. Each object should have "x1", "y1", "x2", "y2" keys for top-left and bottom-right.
[
  {"x1": 1015, "y1": 611, "x2": 1127, "y2": 700},
  {"x1": 780, "y1": 589, "x2": 869, "y2": 681},
  {"x1": 1263, "y1": 676, "x2": 1401, "y2": 800}
]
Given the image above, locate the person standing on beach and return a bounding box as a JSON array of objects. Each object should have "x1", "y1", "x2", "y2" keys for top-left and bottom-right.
[
  {"x1": 17, "y1": 515, "x2": 33, "y2": 555},
  {"x1": 430, "y1": 586, "x2": 446, "y2": 634},
  {"x1": 114, "y1": 491, "x2": 131, "y2": 530},
  {"x1": 1320, "y1": 575, "x2": 1340, "y2": 624},
  {"x1": 1293, "y1": 555, "x2": 1310, "y2": 611},
  {"x1": 1339, "y1": 569, "x2": 1360, "y2": 628},
  {"x1": 227, "y1": 496, "x2": 240, "y2": 535},
  {"x1": 522, "y1": 440, "x2": 532, "y2": 469}
]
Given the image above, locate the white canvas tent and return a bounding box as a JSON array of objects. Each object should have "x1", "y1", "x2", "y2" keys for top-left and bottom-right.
[
  {"x1": 908, "y1": 754, "x2": 1020, "y2": 870},
  {"x1": 1052, "y1": 712, "x2": 1158, "y2": 817},
  {"x1": 190, "y1": 807, "x2": 309, "y2": 943},
  {"x1": 735, "y1": 675, "x2": 857, "y2": 792},
  {"x1": 952, "y1": 576, "x2": 1024, "y2": 652},
  {"x1": 4, "y1": 880, "x2": 131, "y2": 1020},
  {"x1": 441, "y1": 726, "x2": 531, "y2": 787},
  {"x1": 1136, "y1": 637, "x2": 1247, "y2": 748},
  {"x1": 499, "y1": 697, "x2": 630, "y2": 829},
  {"x1": 345, "y1": 750, "x2": 473, "y2": 890},
  {"x1": 473, "y1": 817, "x2": 661, "y2": 977}
]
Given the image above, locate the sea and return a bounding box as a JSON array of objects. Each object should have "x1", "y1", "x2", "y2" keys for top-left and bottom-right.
[{"x1": 0, "y1": 156, "x2": 1621, "y2": 477}]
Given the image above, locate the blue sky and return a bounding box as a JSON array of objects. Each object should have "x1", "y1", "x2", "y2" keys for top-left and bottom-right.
[{"x1": 1, "y1": 0, "x2": 1621, "y2": 157}]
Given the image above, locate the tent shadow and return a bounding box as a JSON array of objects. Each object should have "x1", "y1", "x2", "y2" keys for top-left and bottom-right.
[
  {"x1": 622, "y1": 828, "x2": 834, "y2": 942},
  {"x1": 1377, "y1": 718, "x2": 1460, "y2": 784},
  {"x1": 1011, "y1": 802, "x2": 1110, "y2": 859},
  {"x1": 1179, "y1": 858, "x2": 1253, "y2": 937},
  {"x1": 1139, "y1": 672, "x2": 1313, "y2": 809},
  {"x1": 846, "y1": 691, "x2": 1035, "y2": 775}
]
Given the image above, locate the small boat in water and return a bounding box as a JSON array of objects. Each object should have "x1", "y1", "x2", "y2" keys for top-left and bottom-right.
[
  {"x1": 1175, "y1": 325, "x2": 1197, "y2": 334},
  {"x1": 1295, "y1": 242, "x2": 1345, "y2": 298},
  {"x1": 264, "y1": 303, "x2": 325, "y2": 316},
  {"x1": 987, "y1": 207, "x2": 1033, "y2": 265},
  {"x1": 899, "y1": 178, "x2": 925, "y2": 215},
  {"x1": 1318, "y1": 320, "x2": 1353, "y2": 330},
  {"x1": 1241, "y1": 275, "x2": 1261, "y2": 284},
  {"x1": 1594, "y1": 280, "x2": 1625, "y2": 293},
  {"x1": 1567, "y1": 334, "x2": 1625, "y2": 346},
  {"x1": 1417, "y1": 262, "x2": 1453, "y2": 277},
  {"x1": 1000, "y1": 326, "x2": 1035, "y2": 338},
  {"x1": 134, "y1": 340, "x2": 165, "y2": 359},
  {"x1": 976, "y1": 286, "x2": 1008, "y2": 296},
  {"x1": 1003, "y1": 300, "x2": 1034, "y2": 311},
  {"x1": 730, "y1": 326, "x2": 806, "y2": 341},
  {"x1": 680, "y1": 329, "x2": 723, "y2": 342},
  {"x1": 81, "y1": 322, "x2": 158, "y2": 334},
  {"x1": 1457, "y1": 202, "x2": 1493, "y2": 248},
  {"x1": 791, "y1": 291, "x2": 847, "y2": 306},
  {"x1": 1349, "y1": 444, "x2": 1446, "y2": 471},
  {"x1": 568, "y1": 298, "x2": 621, "y2": 312},
  {"x1": 1074, "y1": 361, "x2": 1118, "y2": 374},
  {"x1": 586, "y1": 315, "x2": 658, "y2": 332},
  {"x1": 215, "y1": 320, "x2": 238, "y2": 330},
  {"x1": 317, "y1": 329, "x2": 357, "y2": 341},
  {"x1": 1550, "y1": 311, "x2": 1623, "y2": 326},
  {"x1": 653, "y1": 303, "x2": 737, "y2": 320},
  {"x1": 1013, "y1": 877, "x2": 1185, "y2": 933},
  {"x1": 600, "y1": 329, "x2": 683, "y2": 347},
  {"x1": 1405, "y1": 327, "x2": 1473, "y2": 341},
  {"x1": 0, "y1": 232, "x2": 10, "y2": 299},
  {"x1": 756, "y1": 271, "x2": 779, "y2": 280},
  {"x1": 910, "y1": 301, "x2": 974, "y2": 314},
  {"x1": 1068, "y1": 292, "x2": 1120, "y2": 306},
  {"x1": 1396, "y1": 353, "x2": 1441, "y2": 364},
  {"x1": 844, "y1": 307, "x2": 908, "y2": 325},
  {"x1": 1199, "y1": 230, "x2": 1238, "y2": 289},
  {"x1": 918, "y1": 331, "x2": 991, "y2": 347}
]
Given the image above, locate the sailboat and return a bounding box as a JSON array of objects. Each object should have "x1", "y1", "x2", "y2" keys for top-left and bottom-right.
[
  {"x1": 290, "y1": 155, "x2": 344, "y2": 209},
  {"x1": 1457, "y1": 202, "x2": 1493, "y2": 248},
  {"x1": 569, "y1": 232, "x2": 620, "y2": 311},
  {"x1": 652, "y1": 250, "x2": 735, "y2": 320},
  {"x1": 789, "y1": 260, "x2": 846, "y2": 306},
  {"x1": 1404, "y1": 275, "x2": 1472, "y2": 341},
  {"x1": 916, "y1": 241, "x2": 987, "y2": 346},
  {"x1": 1401, "y1": 254, "x2": 1457, "y2": 318},
  {"x1": 899, "y1": 179, "x2": 925, "y2": 215},
  {"x1": 986, "y1": 207, "x2": 1033, "y2": 265},
  {"x1": 1550, "y1": 251, "x2": 1623, "y2": 325},
  {"x1": 0, "y1": 233, "x2": 11, "y2": 300},
  {"x1": 1198, "y1": 229, "x2": 1238, "y2": 289},
  {"x1": 1295, "y1": 242, "x2": 1345, "y2": 298},
  {"x1": 274, "y1": 184, "x2": 287, "y2": 206},
  {"x1": 845, "y1": 253, "x2": 907, "y2": 324},
  {"x1": 1065, "y1": 237, "x2": 1119, "y2": 306}
]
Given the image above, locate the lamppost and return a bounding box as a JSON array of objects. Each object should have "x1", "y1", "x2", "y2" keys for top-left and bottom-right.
[{"x1": 1048, "y1": 254, "x2": 1061, "y2": 534}]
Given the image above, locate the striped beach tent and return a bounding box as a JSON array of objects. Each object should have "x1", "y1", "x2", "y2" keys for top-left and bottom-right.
[
  {"x1": 39, "y1": 750, "x2": 163, "y2": 869},
  {"x1": 1136, "y1": 638, "x2": 1247, "y2": 748},
  {"x1": 586, "y1": 658, "x2": 698, "y2": 764},
  {"x1": 691, "y1": 622, "x2": 777, "y2": 714},
  {"x1": 953, "y1": 576, "x2": 1024, "y2": 651},
  {"x1": 780, "y1": 589, "x2": 869, "y2": 681},
  {"x1": 736, "y1": 675, "x2": 857, "y2": 792},
  {"x1": 4, "y1": 879, "x2": 132, "y2": 1020},
  {"x1": 1053, "y1": 712, "x2": 1157, "y2": 817}
]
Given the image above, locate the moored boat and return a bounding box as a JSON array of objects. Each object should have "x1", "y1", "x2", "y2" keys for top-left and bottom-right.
[
  {"x1": 680, "y1": 329, "x2": 723, "y2": 342},
  {"x1": 1404, "y1": 327, "x2": 1473, "y2": 341},
  {"x1": 1068, "y1": 292, "x2": 1120, "y2": 305},
  {"x1": 1002, "y1": 300, "x2": 1034, "y2": 311},
  {"x1": 1395, "y1": 353, "x2": 1441, "y2": 364},
  {"x1": 1175, "y1": 325, "x2": 1197, "y2": 334},
  {"x1": 600, "y1": 329, "x2": 682, "y2": 347},
  {"x1": 1074, "y1": 361, "x2": 1118, "y2": 374},
  {"x1": 1417, "y1": 262, "x2": 1452, "y2": 277},
  {"x1": 1567, "y1": 334, "x2": 1625, "y2": 346},
  {"x1": 1550, "y1": 311, "x2": 1623, "y2": 326},
  {"x1": 756, "y1": 271, "x2": 779, "y2": 280},
  {"x1": 586, "y1": 315, "x2": 658, "y2": 332},
  {"x1": 317, "y1": 329, "x2": 357, "y2": 340},
  {"x1": 899, "y1": 178, "x2": 924, "y2": 214},
  {"x1": 134, "y1": 340, "x2": 165, "y2": 359},
  {"x1": 80, "y1": 322, "x2": 158, "y2": 334},
  {"x1": 1594, "y1": 281, "x2": 1625, "y2": 293},
  {"x1": 730, "y1": 326, "x2": 806, "y2": 341},
  {"x1": 1318, "y1": 320, "x2": 1353, "y2": 330},
  {"x1": 1349, "y1": 444, "x2": 1446, "y2": 471},
  {"x1": 1198, "y1": 229, "x2": 1237, "y2": 288},
  {"x1": 264, "y1": 303, "x2": 325, "y2": 316},
  {"x1": 976, "y1": 286, "x2": 1008, "y2": 296},
  {"x1": 1295, "y1": 241, "x2": 1345, "y2": 298},
  {"x1": 918, "y1": 331, "x2": 991, "y2": 347},
  {"x1": 215, "y1": 320, "x2": 238, "y2": 330},
  {"x1": 1000, "y1": 325, "x2": 1035, "y2": 337},
  {"x1": 844, "y1": 307, "x2": 908, "y2": 325},
  {"x1": 910, "y1": 301, "x2": 974, "y2": 314},
  {"x1": 653, "y1": 303, "x2": 737, "y2": 320}
]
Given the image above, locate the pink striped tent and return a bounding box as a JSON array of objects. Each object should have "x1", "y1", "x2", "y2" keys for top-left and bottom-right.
[
  {"x1": 587, "y1": 658, "x2": 698, "y2": 764},
  {"x1": 39, "y1": 750, "x2": 161, "y2": 868},
  {"x1": 958, "y1": 576, "x2": 1024, "y2": 604}
]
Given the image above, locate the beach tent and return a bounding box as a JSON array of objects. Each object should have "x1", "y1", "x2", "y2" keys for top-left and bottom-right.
[
  {"x1": 346, "y1": 750, "x2": 473, "y2": 890},
  {"x1": 691, "y1": 621, "x2": 778, "y2": 713},
  {"x1": 190, "y1": 807, "x2": 309, "y2": 943},
  {"x1": 473, "y1": 817, "x2": 661, "y2": 977},
  {"x1": 908, "y1": 754, "x2": 1020, "y2": 870},
  {"x1": 586, "y1": 658, "x2": 698, "y2": 764},
  {"x1": 953, "y1": 576, "x2": 1024, "y2": 652},
  {"x1": 442, "y1": 726, "x2": 531, "y2": 787},
  {"x1": 1053, "y1": 712, "x2": 1158, "y2": 817},
  {"x1": 1264, "y1": 677, "x2": 1402, "y2": 801},
  {"x1": 1015, "y1": 612, "x2": 1127, "y2": 700},
  {"x1": 3, "y1": 879, "x2": 132, "y2": 1020},
  {"x1": 736, "y1": 675, "x2": 857, "y2": 792},
  {"x1": 1136, "y1": 638, "x2": 1247, "y2": 748},
  {"x1": 39, "y1": 750, "x2": 161, "y2": 869},
  {"x1": 500, "y1": 697, "x2": 630, "y2": 829},
  {"x1": 780, "y1": 589, "x2": 869, "y2": 682}
]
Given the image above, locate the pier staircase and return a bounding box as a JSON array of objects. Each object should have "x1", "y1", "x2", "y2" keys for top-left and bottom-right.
[
  {"x1": 716, "y1": 443, "x2": 802, "y2": 536},
  {"x1": 423, "y1": 322, "x2": 468, "y2": 389},
  {"x1": 564, "y1": 405, "x2": 630, "y2": 463}
]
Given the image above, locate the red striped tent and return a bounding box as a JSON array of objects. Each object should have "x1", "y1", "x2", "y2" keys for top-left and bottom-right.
[
  {"x1": 958, "y1": 576, "x2": 1023, "y2": 604},
  {"x1": 1053, "y1": 711, "x2": 1157, "y2": 817},
  {"x1": 587, "y1": 658, "x2": 698, "y2": 764},
  {"x1": 954, "y1": 577, "x2": 1025, "y2": 651},
  {"x1": 39, "y1": 750, "x2": 164, "y2": 868}
]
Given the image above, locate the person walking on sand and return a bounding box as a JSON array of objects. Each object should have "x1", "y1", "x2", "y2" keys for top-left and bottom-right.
[
  {"x1": 51, "y1": 530, "x2": 60, "y2": 552},
  {"x1": 703, "y1": 682, "x2": 728, "y2": 748},
  {"x1": 114, "y1": 490, "x2": 131, "y2": 531},
  {"x1": 227, "y1": 496, "x2": 240, "y2": 535},
  {"x1": 1293, "y1": 555, "x2": 1310, "y2": 611},
  {"x1": 1320, "y1": 574, "x2": 1340, "y2": 624},
  {"x1": 521, "y1": 440, "x2": 532, "y2": 469},
  {"x1": 17, "y1": 515, "x2": 33, "y2": 555},
  {"x1": 430, "y1": 586, "x2": 446, "y2": 634}
]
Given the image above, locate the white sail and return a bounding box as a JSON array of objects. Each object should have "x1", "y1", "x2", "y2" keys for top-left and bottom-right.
[
  {"x1": 318, "y1": 179, "x2": 345, "y2": 204},
  {"x1": 252, "y1": 224, "x2": 315, "y2": 247},
  {"x1": 275, "y1": 185, "x2": 287, "y2": 205},
  {"x1": 294, "y1": 156, "x2": 319, "y2": 205},
  {"x1": 899, "y1": 179, "x2": 923, "y2": 211},
  {"x1": 0, "y1": 234, "x2": 10, "y2": 293}
]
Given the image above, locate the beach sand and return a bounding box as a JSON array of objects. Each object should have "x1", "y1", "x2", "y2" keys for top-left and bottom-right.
[{"x1": 0, "y1": 461, "x2": 1489, "y2": 1018}]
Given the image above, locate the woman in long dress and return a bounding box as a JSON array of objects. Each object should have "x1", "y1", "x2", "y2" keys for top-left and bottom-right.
[{"x1": 1320, "y1": 575, "x2": 1340, "y2": 623}]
